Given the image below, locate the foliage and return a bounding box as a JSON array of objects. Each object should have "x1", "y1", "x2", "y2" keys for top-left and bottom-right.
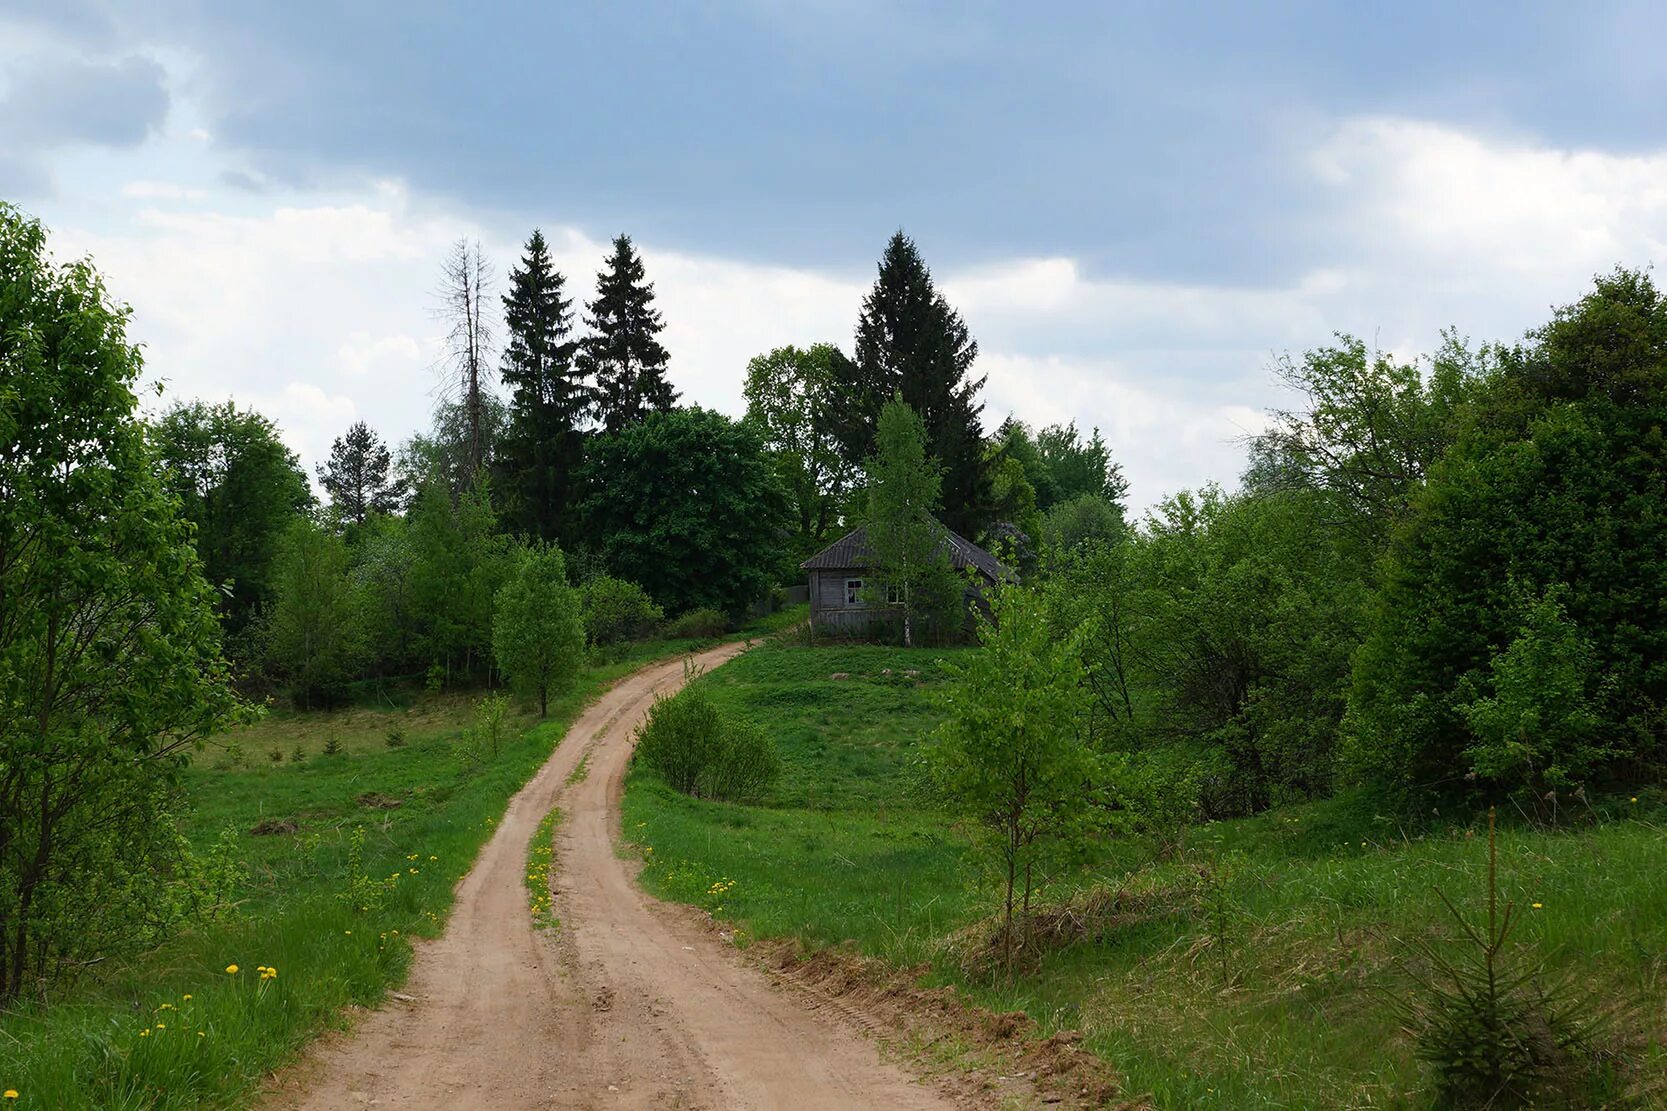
[
  {"x1": 1035, "y1": 421, "x2": 1128, "y2": 509},
  {"x1": 407, "y1": 476, "x2": 514, "y2": 683},
  {"x1": 1395, "y1": 811, "x2": 1615, "y2": 1108},
  {"x1": 861, "y1": 397, "x2": 960, "y2": 646},
  {"x1": 581, "y1": 233, "x2": 676, "y2": 434},
  {"x1": 316, "y1": 420, "x2": 398, "y2": 528},
  {"x1": 926, "y1": 581, "x2": 1101, "y2": 971},
  {"x1": 492, "y1": 542, "x2": 585, "y2": 716},
  {"x1": 580, "y1": 406, "x2": 788, "y2": 617},
  {"x1": 262, "y1": 516, "x2": 369, "y2": 707},
  {"x1": 663, "y1": 606, "x2": 727, "y2": 640},
  {"x1": 635, "y1": 673, "x2": 780, "y2": 802},
  {"x1": 1458, "y1": 590, "x2": 1609, "y2": 792},
  {"x1": 1045, "y1": 486, "x2": 1369, "y2": 815},
  {"x1": 742, "y1": 343, "x2": 856, "y2": 558},
  {"x1": 1347, "y1": 270, "x2": 1667, "y2": 800},
  {"x1": 581, "y1": 574, "x2": 664, "y2": 645},
  {"x1": 395, "y1": 394, "x2": 508, "y2": 501},
  {"x1": 1041, "y1": 492, "x2": 1124, "y2": 554},
  {"x1": 1249, "y1": 331, "x2": 1484, "y2": 548},
  {"x1": 153, "y1": 398, "x2": 313, "y2": 633},
  {"x1": 626, "y1": 642, "x2": 1667, "y2": 1108},
  {"x1": 497, "y1": 228, "x2": 586, "y2": 543},
  {"x1": 841, "y1": 231, "x2": 992, "y2": 537},
  {"x1": 0, "y1": 202, "x2": 249, "y2": 1001}
]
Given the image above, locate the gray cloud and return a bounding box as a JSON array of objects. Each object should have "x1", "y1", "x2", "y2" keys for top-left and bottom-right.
[{"x1": 2, "y1": 54, "x2": 170, "y2": 149}]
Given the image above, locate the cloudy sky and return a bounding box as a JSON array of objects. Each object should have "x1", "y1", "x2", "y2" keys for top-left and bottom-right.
[{"x1": 5, "y1": 2, "x2": 1667, "y2": 509}]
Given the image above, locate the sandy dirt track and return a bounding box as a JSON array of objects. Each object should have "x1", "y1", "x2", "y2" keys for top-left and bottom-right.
[{"x1": 266, "y1": 642, "x2": 954, "y2": 1110}]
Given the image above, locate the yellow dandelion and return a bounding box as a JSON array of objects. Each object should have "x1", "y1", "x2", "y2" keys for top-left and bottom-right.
[
  {"x1": 1632, "y1": 797, "x2": 1639, "y2": 803},
  {"x1": 155, "y1": 1023, "x2": 166, "y2": 1030},
  {"x1": 1532, "y1": 902, "x2": 1543, "y2": 909},
  {"x1": 139, "y1": 1029, "x2": 150, "y2": 1038},
  {"x1": 225, "y1": 964, "x2": 239, "y2": 974},
  {"x1": 197, "y1": 1031, "x2": 206, "y2": 1038},
  {"x1": 182, "y1": 994, "x2": 193, "y2": 1001},
  {"x1": 344, "y1": 930, "x2": 352, "y2": 935},
  {"x1": 3, "y1": 1091, "x2": 16, "y2": 1100}
]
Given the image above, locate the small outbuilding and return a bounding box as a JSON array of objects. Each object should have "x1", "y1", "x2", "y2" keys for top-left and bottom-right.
[{"x1": 799, "y1": 523, "x2": 1008, "y2": 637}]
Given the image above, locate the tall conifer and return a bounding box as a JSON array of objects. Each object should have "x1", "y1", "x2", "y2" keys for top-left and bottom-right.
[
  {"x1": 844, "y1": 231, "x2": 991, "y2": 537},
  {"x1": 581, "y1": 234, "x2": 676, "y2": 434},
  {"x1": 499, "y1": 229, "x2": 584, "y2": 541}
]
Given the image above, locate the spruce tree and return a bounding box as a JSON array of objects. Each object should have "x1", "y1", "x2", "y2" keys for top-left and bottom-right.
[
  {"x1": 844, "y1": 231, "x2": 991, "y2": 537},
  {"x1": 499, "y1": 229, "x2": 585, "y2": 542},
  {"x1": 581, "y1": 234, "x2": 677, "y2": 434},
  {"x1": 317, "y1": 420, "x2": 396, "y2": 527}
]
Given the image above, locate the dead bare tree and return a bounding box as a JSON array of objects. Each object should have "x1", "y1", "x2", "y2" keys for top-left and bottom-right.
[{"x1": 435, "y1": 239, "x2": 496, "y2": 480}]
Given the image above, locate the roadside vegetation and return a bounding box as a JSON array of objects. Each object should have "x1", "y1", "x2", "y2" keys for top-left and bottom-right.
[
  {"x1": 626, "y1": 641, "x2": 1667, "y2": 1108},
  {"x1": 0, "y1": 619, "x2": 786, "y2": 1109}
]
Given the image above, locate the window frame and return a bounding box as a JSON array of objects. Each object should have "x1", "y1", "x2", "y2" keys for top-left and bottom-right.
[{"x1": 844, "y1": 577, "x2": 864, "y2": 605}]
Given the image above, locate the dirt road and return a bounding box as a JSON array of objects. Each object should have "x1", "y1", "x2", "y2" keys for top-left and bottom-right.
[{"x1": 268, "y1": 643, "x2": 953, "y2": 1110}]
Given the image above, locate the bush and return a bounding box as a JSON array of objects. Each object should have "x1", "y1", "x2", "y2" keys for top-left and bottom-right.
[
  {"x1": 582, "y1": 575, "x2": 664, "y2": 645},
  {"x1": 634, "y1": 678, "x2": 780, "y2": 802},
  {"x1": 665, "y1": 607, "x2": 728, "y2": 640}
]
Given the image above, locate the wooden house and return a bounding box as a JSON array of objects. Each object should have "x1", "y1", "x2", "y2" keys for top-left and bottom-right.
[{"x1": 800, "y1": 523, "x2": 1007, "y2": 635}]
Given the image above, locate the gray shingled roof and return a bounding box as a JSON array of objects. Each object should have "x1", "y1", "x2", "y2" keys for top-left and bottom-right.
[{"x1": 800, "y1": 523, "x2": 1010, "y2": 582}]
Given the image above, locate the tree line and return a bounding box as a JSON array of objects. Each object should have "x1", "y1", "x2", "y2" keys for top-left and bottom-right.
[
  {"x1": 925, "y1": 274, "x2": 1667, "y2": 968},
  {"x1": 8, "y1": 200, "x2": 1129, "y2": 996}
]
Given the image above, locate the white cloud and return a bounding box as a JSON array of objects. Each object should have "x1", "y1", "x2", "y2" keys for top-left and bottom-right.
[{"x1": 31, "y1": 113, "x2": 1667, "y2": 514}]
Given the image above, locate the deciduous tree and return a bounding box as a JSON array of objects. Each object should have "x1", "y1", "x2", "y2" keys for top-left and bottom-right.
[
  {"x1": 492, "y1": 542, "x2": 584, "y2": 716},
  {"x1": 153, "y1": 399, "x2": 312, "y2": 633},
  {"x1": 862, "y1": 397, "x2": 959, "y2": 647},
  {"x1": 581, "y1": 407, "x2": 786, "y2": 616},
  {"x1": 742, "y1": 343, "x2": 854, "y2": 557},
  {"x1": 0, "y1": 203, "x2": 248, "y2": 999}
]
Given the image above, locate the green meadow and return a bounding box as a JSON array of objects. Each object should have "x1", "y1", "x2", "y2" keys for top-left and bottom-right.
[{"x1": 626, "y1": 640, "x2": 1667, "y2": 1109}]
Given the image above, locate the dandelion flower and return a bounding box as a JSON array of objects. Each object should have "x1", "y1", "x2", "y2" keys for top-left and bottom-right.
[
  {"x1": 225, "y1": 964, "x2": 240, "y2": 974},
  {"x1": 1532, "y1": 902, "x2": 1543, "y2": 909},
  {"x1": 197, "y1": 1031, "x2": 206, "y2": 1038},
  {"x1": 182, "y1": 994, "x2": 193, "y2": 1001},
  {"x1": 3, "y1": 1090, "x2": 16, "y2": 1100},
  {"x1": 1632, "y1": 797, "x2": 1639, "y2": 803},
  {"x1": 139, "y1": 1030, "x2": 150, "y2": 1038}
]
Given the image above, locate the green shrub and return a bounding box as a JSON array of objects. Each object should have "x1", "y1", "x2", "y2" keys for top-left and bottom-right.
[
  {"x1": 583, "y1": 575, "x2": 665, "y2": 645},
  {"x1": 634, "y1": 678, "x2": 779, "y2": 802},
  {"x1": 665, "y1": 606, "x2": 728, "y2": 640}
]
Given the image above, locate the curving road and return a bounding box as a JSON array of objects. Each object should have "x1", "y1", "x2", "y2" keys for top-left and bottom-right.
[{"x1": 266, "y1": 642, "x2": 953, "y2": 1109}]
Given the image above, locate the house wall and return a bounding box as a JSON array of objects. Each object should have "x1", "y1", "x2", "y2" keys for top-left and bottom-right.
[{"x1": 808, "y1": 568, "x2": 875, "y2": 631}]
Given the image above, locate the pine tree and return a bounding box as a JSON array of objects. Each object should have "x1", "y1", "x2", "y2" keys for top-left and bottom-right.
[
  {"x1": 844, "y1": 231, "x2": 991, "y2": 537},
  {"x1": 498, "y1": 229, "x2": 585, "y2": 542},
  {"x1": 580, "y1": 234, "x2": 676, "y2": 434},
  {"x1": 317, "y1": 420, "x2": 396, "y2": 527}
]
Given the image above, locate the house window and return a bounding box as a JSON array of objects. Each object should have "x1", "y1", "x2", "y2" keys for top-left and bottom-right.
[
  {"x1": 845, "y1": 578, "x2": 863, "y2": 605},
  {"x1": 886, "y1": 583, "x2": 904, "y2": 604}
]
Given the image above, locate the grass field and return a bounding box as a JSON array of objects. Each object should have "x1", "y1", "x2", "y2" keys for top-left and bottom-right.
[
  {"x1": 0, "y1": 608, "x2": 803, "y2": 1110},
  {"x1": 625, "y1": 640, "x2": 1667, "y2": 1108}
]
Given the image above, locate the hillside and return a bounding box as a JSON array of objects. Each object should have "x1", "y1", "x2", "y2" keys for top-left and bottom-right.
[{"x1": 625, "y1": 641, "x2": 1667, "y2": 1108}]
